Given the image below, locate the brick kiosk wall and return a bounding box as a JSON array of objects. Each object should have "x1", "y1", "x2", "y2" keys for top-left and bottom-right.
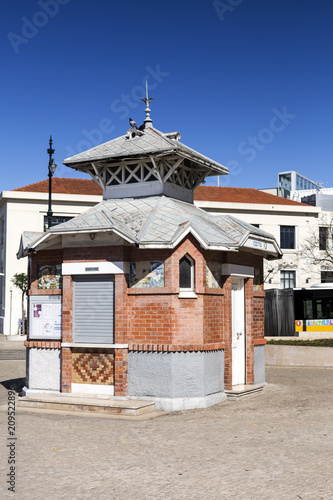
[{"x1": 26, "y1": 241, "x2": 266, "y2": 396}]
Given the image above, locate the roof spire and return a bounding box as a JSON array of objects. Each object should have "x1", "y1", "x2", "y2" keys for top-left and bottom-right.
[{"x1": 140, "y1": 81, "x2": 154, "y2": 128}]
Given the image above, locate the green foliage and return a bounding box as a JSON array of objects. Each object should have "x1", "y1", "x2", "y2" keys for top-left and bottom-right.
[
  {"x1": 11, "y1": 272, "x2": 28, "y2": 335},
  {"x1": 11, "y1": 273, "x2": 28, "y2": 293},
  {"x1": 267, "y1": 338, "x2": 333, "y2": 347}
]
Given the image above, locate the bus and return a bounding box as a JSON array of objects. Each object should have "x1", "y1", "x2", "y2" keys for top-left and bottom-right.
[{"x1": 294, "y1": 284, "x2": 333, "y2": 333}]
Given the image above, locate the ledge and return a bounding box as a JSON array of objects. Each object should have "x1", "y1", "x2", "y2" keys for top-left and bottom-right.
[
  {"x1": 25, "y1": 341, "x2": 61, "y2": 348},
  {"x1": 127, "y1": 287, "x2": 175, "y2": 295},
  {"x1": 29, "y1": 289, "x2": 62, "y2": 296},
  {"x1": 128, "y1": 342, "x2": 225, "y2": 352},
  {"x1": 178, "y1": 291, "x2": 197, "y2": 299},
  {"x1": 254, "y1": 339, "x2": 267, "y2": 346},
  {"x1": 61, "y1": 343, "x2": 128, "y2": 349},
  {"x1": 127, "y1": 288, "x2": 224, "y2": 297}
]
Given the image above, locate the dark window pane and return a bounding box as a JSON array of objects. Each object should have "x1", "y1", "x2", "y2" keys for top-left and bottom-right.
[
  {"x1": 44, "y1": 215, "x2": 73, "y2": 231},
  {"x1": 280, "y1": 226, "x2": 295, "y2": 249},
  {"x1": 280, "y1": 270, "x2": 295, "y2": 289},
  {"x1": 319, "y1": 227, "x2": 328, "y2": 251},
  {"x1": 321, "y1": 271, "x2": 333, "y2": 283},
  {"x1": 179, "y1": 256, "x2": 192, "y2": 288}
]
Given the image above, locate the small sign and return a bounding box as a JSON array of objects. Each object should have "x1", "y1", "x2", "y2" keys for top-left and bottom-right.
[{"x1": 252, "y1": 240, "x2": 268, "y2": 250}]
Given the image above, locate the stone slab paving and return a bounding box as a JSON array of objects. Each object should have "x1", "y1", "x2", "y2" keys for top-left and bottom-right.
[{"x1": 0, "y1": 360, "x2": 332, "y2": 500}]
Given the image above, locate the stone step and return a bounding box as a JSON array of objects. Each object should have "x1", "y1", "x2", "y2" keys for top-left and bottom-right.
[
  {"x1": 18, "y1": 394, "x2": 156, "y2": 417},
  {"x1": 225, "y1": 383, "x2": 265, "y2": 400}
]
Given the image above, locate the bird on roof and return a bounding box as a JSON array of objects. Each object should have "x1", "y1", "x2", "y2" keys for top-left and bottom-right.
[{"x1": 129, "y1": 118, "x2": 137, "y2": 129}]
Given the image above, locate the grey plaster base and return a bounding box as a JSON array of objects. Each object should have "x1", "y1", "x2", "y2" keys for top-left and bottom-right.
[
  {"x1": 27, "y1": 348, "x2": 61, "y2": 391},
  {"x1": 129, "y1": 350, "x2": 224, "y2": 399},
  {"x1": 128, "y1": 391, "x2": 227, "y2": 412},
  {"x1": 254, "y1": 345, "x2": 265, "y2": 384}
]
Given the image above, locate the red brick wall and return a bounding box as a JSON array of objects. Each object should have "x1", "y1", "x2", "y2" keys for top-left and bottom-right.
[
  {"x1": 221, "y1": 276, "x2": 232, "y2": 389},
  {"x1": 127, "y1": 294, "x2": 173, "y2": 344},
  {"x1": 245, "y1": 278, "x2": 255, "y2": 384},
  {"x1": 27, "y1": 240, "x2": 266, "y2": 395},
  {"x1": 203, "y1": 294, "x2": 224, "y2": 344}
]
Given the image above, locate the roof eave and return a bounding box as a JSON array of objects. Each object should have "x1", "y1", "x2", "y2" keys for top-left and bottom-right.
[
  {"x1": 239, "y1": 232, "x2": 282, "y2": 260},
  {"x1": 63, "y1": 150, "x2": 229, "y2": 177}
]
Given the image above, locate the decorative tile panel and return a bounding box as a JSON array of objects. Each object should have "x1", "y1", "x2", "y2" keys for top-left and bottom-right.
[{"x1": 72, "y1": 349, "x2": 114, "y2": 385}]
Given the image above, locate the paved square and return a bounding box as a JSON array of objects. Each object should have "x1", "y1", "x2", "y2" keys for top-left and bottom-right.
[{"x1": 1, "y1": 361, "x2": 332, "y2": 499}]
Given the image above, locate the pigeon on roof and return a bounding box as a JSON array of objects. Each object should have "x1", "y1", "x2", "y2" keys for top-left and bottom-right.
[{"x1": 129, "y1": 118, "x2": 137, "y2": 129}]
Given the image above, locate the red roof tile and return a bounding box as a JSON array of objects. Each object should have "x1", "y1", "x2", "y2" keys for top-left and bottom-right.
[
  {"x1": 14, "y1": 178, "x2": 103, "y2": 196},
  {"x1": 194, "y1": 186, "x2": 310, "y2": 206}
]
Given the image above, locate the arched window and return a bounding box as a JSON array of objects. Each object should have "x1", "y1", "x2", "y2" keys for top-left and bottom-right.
[{"x1": 179, "y1": 255, "x2": 194, "y2": 290}]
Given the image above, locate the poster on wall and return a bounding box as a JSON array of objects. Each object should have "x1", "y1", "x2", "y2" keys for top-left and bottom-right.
[
  {"x1": 206, "y1": 264, "x2": 220, "y2": 288},
  {"x1": 29, "y1": 296, "x2": 62, "y2": 339},
  {"x1": 37, "y1": 264, "x2": 62, "y2": 289},
  {"x1": 129, "y1": 261, "x2": 165, "y2": 288}
]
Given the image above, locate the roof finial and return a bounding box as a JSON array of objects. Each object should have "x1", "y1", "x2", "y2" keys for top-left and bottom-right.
[{"x1": 140, "y1": 81, "x2": 154, "y2": 128}]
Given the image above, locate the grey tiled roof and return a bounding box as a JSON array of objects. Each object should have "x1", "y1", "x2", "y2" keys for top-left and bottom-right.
[
  {"x1": 16, "y1": 231, "x2": 44, "y2": 259},
  {"x1": 44, "y1": 196, "x2": 275, "y2": 248},
  {"x1": 63, "y1": 127, "x2": 228, "y2": 175}
]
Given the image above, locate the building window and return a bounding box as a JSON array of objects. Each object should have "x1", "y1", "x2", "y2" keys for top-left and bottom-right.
[
  {"x1": 179, "y1": 255, "x2": 194, "y2": 290},
  {"x1": 319, "y1": 227, "x2": 328, "y2": 251},
  {"x1": 280, "y1": 270, "x2": 296, "y2": 289},
  {"x1": 44, "y1": 215, "x2": 72, "y2": 232},
  {"x1": 280, "y1": 226, "x2": 295, "y2": 249},
  {"x1": 321, "y1": 271, "x2": 333, "y2": 283}
]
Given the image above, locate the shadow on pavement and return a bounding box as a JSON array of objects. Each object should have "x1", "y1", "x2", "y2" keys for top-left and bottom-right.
[{"x1": 1, "y1": 377, "x2": 26, "y2": 394}]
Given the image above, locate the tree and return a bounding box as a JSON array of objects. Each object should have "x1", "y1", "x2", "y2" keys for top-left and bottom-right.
[
  {"x1": 301, "y1": 213, "x2": 333, "y2": 271},
  {"x1": 11, "y1": 273, "x2": 28, "y2": 336}
]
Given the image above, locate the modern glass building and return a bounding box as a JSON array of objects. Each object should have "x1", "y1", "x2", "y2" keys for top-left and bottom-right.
[{"x1": 278, "y1": 171, "x2": 320, "y2": 199}]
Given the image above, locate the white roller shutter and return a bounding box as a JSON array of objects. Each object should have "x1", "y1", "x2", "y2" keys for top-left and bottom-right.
[{"x1": 73, "y1": 275, "x2": 115, "y2": 343}]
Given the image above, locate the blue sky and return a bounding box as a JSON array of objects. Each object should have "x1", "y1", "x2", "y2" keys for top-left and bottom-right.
[{"x1": 1, "y1": 0, "x2": 333, "y2": 191}]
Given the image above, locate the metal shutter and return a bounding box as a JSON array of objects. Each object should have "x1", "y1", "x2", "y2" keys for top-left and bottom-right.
[{"x1": 73, "y1": 275, "x2": 115, "y2": 343}]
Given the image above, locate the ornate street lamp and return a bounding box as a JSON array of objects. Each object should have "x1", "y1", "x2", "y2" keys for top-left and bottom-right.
[{"x1": 47, "y1": 136, "x2": 57, "y2": 230}]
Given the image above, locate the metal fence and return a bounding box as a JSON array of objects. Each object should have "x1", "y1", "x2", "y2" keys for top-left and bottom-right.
[{"x1": 264, "y1": 288, "x2": 296, "y2": 336}]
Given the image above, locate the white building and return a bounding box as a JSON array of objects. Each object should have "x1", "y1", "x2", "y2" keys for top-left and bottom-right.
[
  {"x1": 194, "y1": 186, "x2": 324, "y2": 289},
  {"x1": 2, "y1": 177, "x2": 331, "y2": 335},
  {"x1": 0, "y1": 178, "x2": 102, "y2": 335}
]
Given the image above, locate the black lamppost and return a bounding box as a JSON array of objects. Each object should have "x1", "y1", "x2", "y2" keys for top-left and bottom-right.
[{"x1": 47, "y1": 136, "x2": 57, "y2": 230}]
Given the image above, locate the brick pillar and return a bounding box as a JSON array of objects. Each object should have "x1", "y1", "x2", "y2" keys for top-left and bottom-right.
[
  {"x1": 62, "y1": 275, "x2": 73, "y2": 343},
  {"x1": 222, "y1": 276, "x2": 232, "y2": 390},
  {"x1": 114, "y1": 274, "x2": 128, "y2": 344},
  {"x1": 61, "y1": 347, "x2": 72, "y2": 393},
  {"x1": 114, "y1": 349, "x2": 128, "y2": 396},
  {"x1": 245, "y1": 278, "x2": 254, "y2": 384}
]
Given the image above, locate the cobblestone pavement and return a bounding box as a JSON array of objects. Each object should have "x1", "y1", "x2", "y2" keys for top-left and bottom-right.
[
  {"x1": 0, "y1": 361, "x2": 332, "y2": 500},
  {"x1": 0, "y1": 336, "x2": 25, "y2": 360},
  {"x1": 0, "y1": 351, "x2": 25, "y2": 360}
]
